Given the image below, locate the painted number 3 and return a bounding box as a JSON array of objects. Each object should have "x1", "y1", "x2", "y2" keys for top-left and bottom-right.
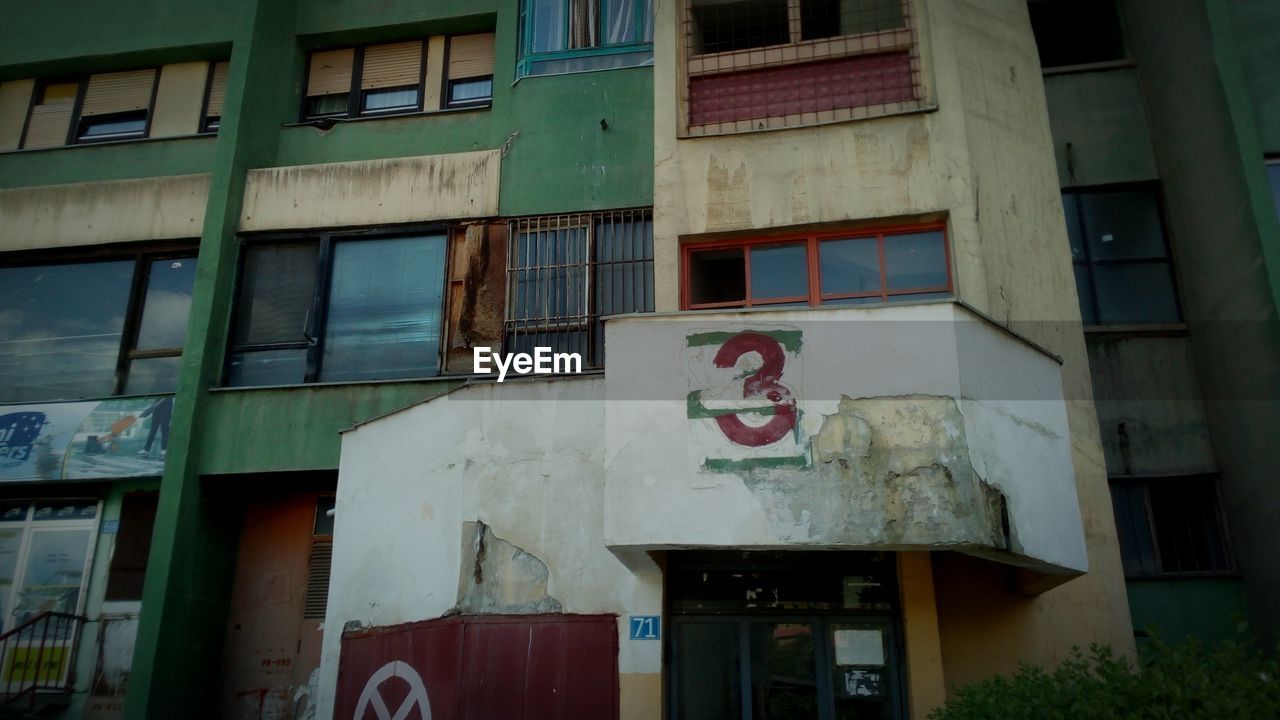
[{"x1": 713, "y1": 333, "x2": 797, "y2": 447}]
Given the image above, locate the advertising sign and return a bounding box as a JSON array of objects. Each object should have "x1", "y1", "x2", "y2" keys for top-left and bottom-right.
[{"x1": 0, "y1": 396, "x2": 174, "y2": 482}]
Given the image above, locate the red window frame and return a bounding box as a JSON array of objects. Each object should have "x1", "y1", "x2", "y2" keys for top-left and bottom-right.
[{"x1": 680, "y1": 222, "x2": 952, "y2": 310}]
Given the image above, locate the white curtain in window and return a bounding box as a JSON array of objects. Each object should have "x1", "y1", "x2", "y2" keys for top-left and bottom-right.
[
  {"x1": 532, "y1": 0, "x2": 568, "y2": 52},
  {"x1": 605, "y1": 0, "x2": 634, "y2": 45}
]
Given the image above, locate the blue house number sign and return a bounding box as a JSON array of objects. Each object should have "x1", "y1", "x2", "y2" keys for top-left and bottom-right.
[{"x1": 629, "y1": 616, "x2": 660, "y2": 640}]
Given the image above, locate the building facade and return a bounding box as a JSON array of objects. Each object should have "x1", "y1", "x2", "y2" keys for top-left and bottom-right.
[{"x1": 0, "y1": 0, "x2": 1273, "y2": 719}]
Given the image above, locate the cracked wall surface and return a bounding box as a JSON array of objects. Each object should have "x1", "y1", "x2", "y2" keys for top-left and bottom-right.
[
  {"x1": 456, "y1": 520, "x2": 563, "y2": 614},
  {"x1": 735, "y1": 395, "x2": 1014, "y2": 550}
]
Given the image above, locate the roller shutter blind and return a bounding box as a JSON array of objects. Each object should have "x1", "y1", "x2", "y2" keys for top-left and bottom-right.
[
  {"x1": 448, "y1": 33, "x2": 496, "y2": 80},
  {"x1": 81, "y1": 69, "x2": 156, "y2": 116},
  {"x1": 206, "y1": 61, "x2": 229, "y2": 118},
  {"x1": 306, "y1": 48, "x2": 355, "y2": 96},
  {"x1": 22, "y1": 90, "x2": 76, "y2": 149},
  {"x1": 361, "y1": 41, "x2": 423, "y2": 90}
]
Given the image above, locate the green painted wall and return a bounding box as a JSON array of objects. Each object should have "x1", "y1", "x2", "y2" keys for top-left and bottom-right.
[
  {"x1": 0, "y1": 0, "x2": 238, "y2": 72},
  {"x1": 0, "y1": 137, "x2": 216, "y2": 188},
  {"x1": 198, "y1": 381, "x2": 459, "y2": 474},
  {"x1": 1127, "y1": 578, "x2": 1247, "y2": 647},
  {"x1": 1225, "y1": 0, "x2": 1280, "y2": 153},
  {"x1": 1043, "y1": 69, "x2": 1158, "y2": 187}
]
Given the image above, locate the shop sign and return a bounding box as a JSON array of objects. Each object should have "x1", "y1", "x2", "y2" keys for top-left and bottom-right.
[{"x1": 0, "y1": 396, "x2": 174, "y2": 482}]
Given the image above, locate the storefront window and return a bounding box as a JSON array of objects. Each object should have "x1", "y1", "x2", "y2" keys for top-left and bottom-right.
[{"x1": 0, "y1": 501, "x2": 98, "y2": 636}]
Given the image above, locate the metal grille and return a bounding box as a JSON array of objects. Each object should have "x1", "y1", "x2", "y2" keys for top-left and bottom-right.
[
  {"x1": 303, "y1": 539, "x2": 333, "y2": 619},
  {"x1": 506, "y1": 209, "x2": 654, "y2": 369},
  {"x1": 1109, "y1": 476, "x2": 1234, "y2": 577},
  {"x1": 684, "y1": 0, "x2": 923, "y2": 134}
]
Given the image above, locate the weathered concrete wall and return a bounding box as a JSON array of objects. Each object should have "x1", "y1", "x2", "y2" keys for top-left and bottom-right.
[
  {"x1": 1086, "y1": 335, "x2": 1217, "y2": 476},
  {"x1": 0, "y1": 174, "x2": 209, "y2": 249},
  {"x1": 318, "y1": 378, "x2": 663, "y2": 720},
  {"x1": 653, "y1": 0, "x2": 1134, "y2": 685},
  {"x1": 238, "y1": 150, "x2": 501, "y2": 231},
  {"x1": 1044, "y1": 69, "x2": 1159, "y2": 188},
  {"x1": 1124, "y1": 0, "x2": 1280, "y2": 647},
  {"x1": 603, "y1": 303, "x2": 1086, "y2": 576}
]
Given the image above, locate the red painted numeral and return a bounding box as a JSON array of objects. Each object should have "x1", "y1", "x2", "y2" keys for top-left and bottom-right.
[{"x1": 713, "y1": 333, "x2": 797, "y2": 447}]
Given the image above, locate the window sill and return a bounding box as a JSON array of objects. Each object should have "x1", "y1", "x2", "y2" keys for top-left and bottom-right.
[
  {"x1": 681, "y1": 101, "x2": 937, "y2": 139},
  {"x1": 1083, "y1": 323, "x2": 1188, "y2": 336},
  {"x1": 1041, "y1": 59, "x2": 1135, "y2": 77},
  {"x1": 283, "y1": 103, "x2": 491, "y2": 129},
  {"x1": 0, "y1": 132, "x2": 216, "y2": 156}
]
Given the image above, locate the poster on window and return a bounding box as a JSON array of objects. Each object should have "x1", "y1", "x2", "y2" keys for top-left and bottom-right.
[{"x1": 0, "y1": 396, "x2": 174, "y2": 482}]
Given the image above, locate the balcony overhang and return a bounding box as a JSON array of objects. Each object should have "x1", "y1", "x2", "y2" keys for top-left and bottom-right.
[{"x1": 603, "y1": 301, "x2": 1087, "y2": 591}]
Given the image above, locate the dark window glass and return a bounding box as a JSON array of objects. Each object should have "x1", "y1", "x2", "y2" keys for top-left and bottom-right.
[
  {"x1": 691, "y1": 0, "x2": 790, "y2": 54},
  {"x1": 506, "y1": 211, "x2": 654, "y2": 369},
  {"x1": 830, "y1": 622, "x2": 892, "y2": 718},
  {"x1": 229, "y1": 234, "x2": 448, "y2": 386},
  {"x1": 305, "y1": 94, "x2": 349, "y2": 118},
  {"x1": 1065, "y1": 188, "x2": 1180, "y2": 326},
  {"x1": 362, "y1": 86, "x2": 419, "y2": 113},
  {"x1": 689, "y1": 248, "x2": 747, "y2": 305},
  {"x1": 884, "y1": 232, "x2": 947, "y2": 290},
  {"x1": 1110, "y1": 477, "x2": 1233, "y2": 576},
  {"x1": 675, "y1": 622, "x2": 743, "y2": 719},
  {"x1": 314, "y1": 496, "x2": 336, "y2": 536},
  {"x1": 1028, "y1": 0, "x2": 1126, "y2": 69},
  {"x1": 750, "y1": 243, "x2": 808, "y2": 301},
  {"x1": 751, "y1": 621, "x2": 819, "y2": 719},
  {"x1": 105, "y1": 493, "x2": 158, "y2": 601},
  {"x1": 1267, "y1": 161, "x2": 1280, "y2": 222},
  {"x1": 800, "y1": 0, "x2": 905, "y2": 40},
  {"x1": 77, "y1": 111, "x2": 148, "y2": 142},
  {"x1": 320, "y1": 235, "x2": 447, "y2": 383},
  {"x1": 447, "y1": 78, "x2": 493, "y2": 107},
  {"x1": 0, "y1": 261, "x2": 134, "y2": 401},
  {"x1": 820, "y1": 237, "x2": 880, "y2": 297}
]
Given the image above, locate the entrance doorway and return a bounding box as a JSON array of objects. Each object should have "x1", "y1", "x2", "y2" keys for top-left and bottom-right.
[{"x1": 667, "y1": 552, "x2": 905, "y2": 720}]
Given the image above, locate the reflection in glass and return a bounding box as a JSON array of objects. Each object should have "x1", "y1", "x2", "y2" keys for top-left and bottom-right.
[
  {"x1": 820, "y1": 237, "x2": 880, "y2": 297},
  {"x1": 0, "y1": 529, "x2": 21, "y2": 634},
  {"x1": 136, "y1": 258, "x2": 198, "y2": 349},
  {"x1": 124, "y1": 356, "x2": 183, "y2": 395},
  {"x1": 531, "y1": 0, "x2": 568, "y2": 52},
  {"x1": 448, "y1": 78, "x2": 493, "y2": 106},
  {"x1": 14, "y1": 529, "x2": 91, "y2": 630},
  {"x1": 320, "y1": 236, "x2": 446, "y2": 382},
  {"x1": 227, "y1": 348, "x2": 309, "y2": 387},
  {"x1": 0, "y1": 260, "x2": 134, "y2": 401},
  {"x1": 675, "y1": 622, "x2": 742, "y2": 720},
  {"x1": 750, "y1": 243, "x2": 808, "y2": 301},
  {"x1": 750, "y1": 622, "x2": 818, "y2": 719},
  {"x1": 884, "y1": 232, "x2": 947, "y2": 290}
]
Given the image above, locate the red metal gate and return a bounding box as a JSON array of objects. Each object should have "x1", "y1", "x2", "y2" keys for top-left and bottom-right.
[{"x1": 336, "y1": 614, "x2": 618, "y2": 720}]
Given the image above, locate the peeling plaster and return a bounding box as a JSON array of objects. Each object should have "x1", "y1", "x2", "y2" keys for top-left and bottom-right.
[
  {"x1": 456, "y1": 520, "x2": 563, "y2": 615},
  {"x1": 729, "y1": 395, "x2": 1016, "y2": 550}
]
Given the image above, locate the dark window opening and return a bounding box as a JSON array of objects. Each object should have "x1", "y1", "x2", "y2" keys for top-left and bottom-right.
[
  {"x1": 76, "y1": 110, "x2": 147, "y2": 143},
  {"x1": 104, "y1": 493, "x2": 159, "y2": 602},
  {"x1": 800, "y1": 0, "x2": 906, "y2": 41},
  {"x1": 1110, "y1": 476, "x2": 1234, "y2": 577},
  {"x1": 689, "y1": 248, "x2": 746, "y2": 306},
  {"x1": 1028, "y1": 0, "x2": 1126, "y2": 70},
  {"x1": 1064, "y1": 187, "x2": 1181, "y2": 326},
  {"x1": 361, "y1": 85, "x2": 420, "y2": 113},
  {"x1": 690, "y1": 0, "x2": 790, "y2": 54}
]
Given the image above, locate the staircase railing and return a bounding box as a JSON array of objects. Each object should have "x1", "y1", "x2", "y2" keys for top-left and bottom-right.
[{"x1": 0, "y1": 611, "x2": 86, "y2": 710}]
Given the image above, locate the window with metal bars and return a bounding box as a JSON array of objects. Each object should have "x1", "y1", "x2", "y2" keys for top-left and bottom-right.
[
  {"x1": 684, "y1": 0, "x2": 923, "y2": 134},
  {"x1": 1109, "y1": 476, "x2": 1235, "y2": 577},
  {"x1": 506, "y1": 209, "x2": 654, "y2": 369}
]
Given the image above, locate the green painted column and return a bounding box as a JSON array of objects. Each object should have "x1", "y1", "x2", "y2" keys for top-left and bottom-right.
[{"x1": 124, "y1": 0, "x2": 299, "y2": 716}]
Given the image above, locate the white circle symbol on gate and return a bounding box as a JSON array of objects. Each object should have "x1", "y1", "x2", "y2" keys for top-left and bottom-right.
[{"x1": 353, "y1": 660, "x2": 432, "y2": 720}]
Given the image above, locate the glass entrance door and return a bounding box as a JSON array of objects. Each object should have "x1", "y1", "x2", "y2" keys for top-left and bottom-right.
[{"x1": 668, "y1": 552, "x2": 904, "y2": 720}]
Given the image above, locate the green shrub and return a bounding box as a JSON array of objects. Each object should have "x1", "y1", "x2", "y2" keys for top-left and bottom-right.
[{"x1": 929, "y1": 637, "x2": 1280, "y2": 720}]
